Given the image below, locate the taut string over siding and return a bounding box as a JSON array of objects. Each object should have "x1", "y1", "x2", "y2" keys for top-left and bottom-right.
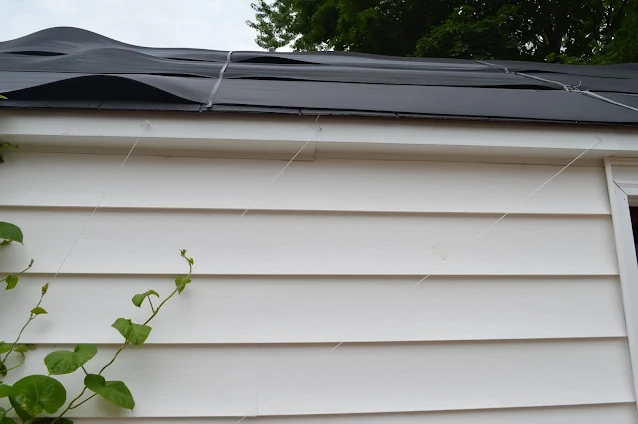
[
  {"x1": 44, "y1": 115, "x2": 321, "y2": 283},
  {"x1": 399, "y1": 136, "x2": 604, "y2": 296},
  {"x1": 238, "y1": 115, "x2": 323, "y2": 220},
  {"x1": 190, "y1": 115, "x2": 323, "y2": 275},
  {"x1": 48, "y1": 120, "x2": 152, "y2": 283},
  {"x1": 232, "y1": 135, "x2": 605, "y2": 422}
]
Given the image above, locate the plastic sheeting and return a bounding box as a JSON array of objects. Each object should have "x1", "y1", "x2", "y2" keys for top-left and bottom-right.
[{"x1": 1, "y1": 27, "x2": 638, "y2": 125}]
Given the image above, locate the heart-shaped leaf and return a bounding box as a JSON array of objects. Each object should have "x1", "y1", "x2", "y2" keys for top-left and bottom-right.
[
  {"x1": 0, "y1": 343, "x2": 10, "y2": 354},
  {"x1": 4, "y1": 276, "x2": 18, "y2": 290},
  {"x1": 84, "y1": 374, "x2": 135, "y2": 410},
  {"x1": 131, "y1": 290, "x2": 159, "y2": 307},
  {"x1": 0, "y1": 384, "x2": 10, "y2": 398},
  {"x1": 44, "y1": 344, "x2": 98, "y2": 375},
  {"x1": 9, "y1": 375, "x2": 66, "y2": 415},
  {"x1": 0, "y1": 223, "x2": 23, "y2": 244},
  {"x1": 31, "y1": 307, "x2": 47, "y2": 315},
  {"x1": 112, "y1": 319, "x2": 151, "y2": 347},
  {"x1": 175, "y1": 275, "x2": 191, "y2": 294}
]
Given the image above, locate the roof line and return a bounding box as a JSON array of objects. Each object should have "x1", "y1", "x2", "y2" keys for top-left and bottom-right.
[{"x1": 480, "y1": 59, "x2": 638, "y2": 114}]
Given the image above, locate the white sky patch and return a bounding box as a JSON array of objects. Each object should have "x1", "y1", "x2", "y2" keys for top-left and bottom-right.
[{"x1": 1, "y1": 0, "x2": 264, "y2": 50}]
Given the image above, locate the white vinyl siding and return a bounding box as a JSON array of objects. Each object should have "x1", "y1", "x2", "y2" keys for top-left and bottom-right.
[{"x1": 0, "y1": 148, "x2": 633, "y2": 423}]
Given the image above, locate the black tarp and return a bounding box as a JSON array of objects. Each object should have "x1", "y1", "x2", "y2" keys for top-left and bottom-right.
[{"x1": 1, "y1": 27, "x2": 638, "y2": 125}]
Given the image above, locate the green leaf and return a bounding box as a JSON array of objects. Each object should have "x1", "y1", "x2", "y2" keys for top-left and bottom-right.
[
  {"x1": 4, "y1": 275, "x2": 18, "y2": 290},
  {"x1": 9, "y1": 375, "x2": 66, "y2": 415},
  {"x1": 112, "y1": 319, "x2": 151, "y2": 347},
  {"x1": 41, "y1": 283, "x2": 49, "y2": 294},
  {"x1": 0, "y1": 223, "x2": 23, "y2": 244},
  {"x1": 0, "y1": 94, "x2": 7, "y2": 100},
  {"x1": 0, "y1": 364, "x2": 6, "y2": 378},
  {"x1": 131, "y1": 290, "x2": 159, "y2": 307},
  {"x1": 0, "y1": 342, "x2": 10, "y2": 354},
  {"x1": 15, "y1": 344, "x2": 35, "y2": 354},
  {"x1": 0, "y1": 407, "x2": 16, "y2": 424},
  {"x1": 175, "y1": 275, "x2": 191, "y2": 294},
  {"x1": 0, "y1": 143, "x2": 17, "y2": 150},
  {"x1": 84, "y1": 374, "x2": 135, "y2": 410},
  {"x1": 0, "y1": 385, "x2": 10, "y2": 398},
  {"x1": 44, "y1": 344, "x2": 98, "y2": 375},
  {"x1": 31, "y1": 307, "x2": 47, "y2": 315},
  {"x1": 9, "y1": 397, "x2": 32, "y2": 423}
]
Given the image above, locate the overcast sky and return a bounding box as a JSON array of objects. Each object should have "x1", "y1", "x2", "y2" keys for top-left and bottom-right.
[{"x1": 1, "y1": 0, "x2": 264, "y2": 50}]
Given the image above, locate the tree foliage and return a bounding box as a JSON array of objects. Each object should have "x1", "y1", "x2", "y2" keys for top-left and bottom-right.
[{"x1": 248, "y1": 0, "x2": 638, "y2": 63}]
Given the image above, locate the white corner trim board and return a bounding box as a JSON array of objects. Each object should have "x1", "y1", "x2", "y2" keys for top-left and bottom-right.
[{"x1": 605, "y1": 158, "x2": 638, "y2": 408}]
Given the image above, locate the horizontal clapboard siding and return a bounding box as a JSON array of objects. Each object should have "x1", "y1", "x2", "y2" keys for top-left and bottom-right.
[
  {"x1": 1, "y1": 152, "x2": 610, "y2": 214},
  {"x1": 0, "y1": 149, "x2": 632, "y2": 422},
  {"x1": 6, "y1": 340, "x2": 634, "y2": 417},
  {"x1": 0, "y1": 209, "x2": 617, "y2": 275},
  {"x1": 1, "y1": 275, "x2": 626, "y2": 344}
]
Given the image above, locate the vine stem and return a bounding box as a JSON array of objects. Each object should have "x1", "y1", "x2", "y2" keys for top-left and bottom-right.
[
  {"x1": 97, "y1": 284, "x2": 182, "y2": 376},
  {"x1": 70, "y1": 393, "x2": 97, "y2": 410},
  {"x1": 54, "y1": 251, "x2": 193, "y2": 424},
  {"x1": 0, "y1": 259, "x2": 33, "y2": 285},
  {"x1": 1, "y1": 288, "x2": 44, "y2": 364},
  {"x1": 54, "y1": 254, "x2": 193, "y2": 423},
  {"x1": 147, "y1": 297, "x2": 156, "y2": 314},
  {"x1": 52, "y1": 387, "x2": 88, "y2": 423},
  {"x1": 5, "y1": 352, "x2": 25, "y2": 371}
]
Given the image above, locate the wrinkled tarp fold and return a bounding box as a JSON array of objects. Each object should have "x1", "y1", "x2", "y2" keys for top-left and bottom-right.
[{"x1": 1, "y1": 27, "x2": 638, "y2": 124}]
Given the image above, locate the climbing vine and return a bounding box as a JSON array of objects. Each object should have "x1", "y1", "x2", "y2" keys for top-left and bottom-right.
[
  {"x1": 1, "y1": 248, "x2": 195, "y2": 424},
  {"x1": 0, "y1": 145, "x2": 196, "y2": 424}
]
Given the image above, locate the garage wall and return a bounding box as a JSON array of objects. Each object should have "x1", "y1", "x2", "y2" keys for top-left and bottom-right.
[{"x1": 0, "y1": 148, "x2": 634, "y2": 423}]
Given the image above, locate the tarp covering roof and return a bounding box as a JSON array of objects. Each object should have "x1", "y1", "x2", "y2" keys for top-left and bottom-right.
[{"x1": 1, "y1": 27, "x2": 638, "y2": 125}]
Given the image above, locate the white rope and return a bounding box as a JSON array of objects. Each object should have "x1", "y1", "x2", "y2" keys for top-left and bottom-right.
[
  {"x1": 238, "y1": 117, "x2": 320, "y2": 219},
  {"x1": 232, "y1": 134, "x2": 603, "y2": 422},
  {"x1": 49, "y1": 120, "x2": 151, "y2": 282},
  {"x1": 479, "y1": 60, "x2": 638, "y2": 114},
  {"x1": 582, "y1": 91, "x2": 638, "y2": 113},
  {"x1": 190, "y1": 115, "x2": 322, "y2": 273},
  {"x1": 475, "y1": 60, "x2": 509, "y2": 73},
  {"x1": 397, "y1": 134, "x2": 602, "y2": 298}
]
